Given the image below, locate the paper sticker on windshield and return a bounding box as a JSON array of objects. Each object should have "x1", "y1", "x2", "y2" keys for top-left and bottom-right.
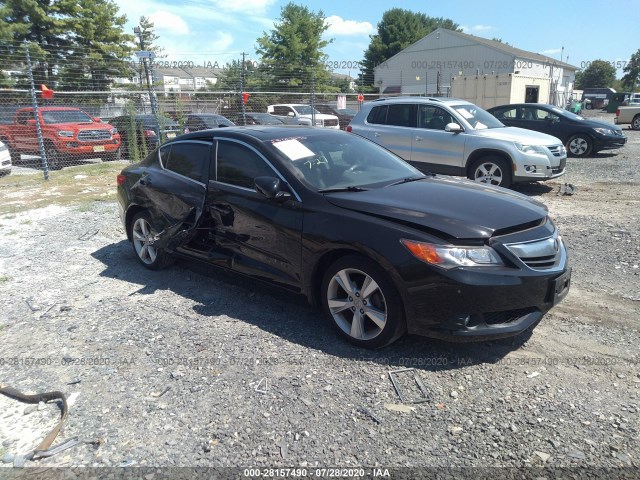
[
  {"x1": 475, "y1": 121, "x2": 487, "y2": 130},
  {"x1": 272, "y1": 139, "x2": 314, "y2": 160},
  {"x1": 457, "y1": 108, "x2": 474, "y2": 119}
]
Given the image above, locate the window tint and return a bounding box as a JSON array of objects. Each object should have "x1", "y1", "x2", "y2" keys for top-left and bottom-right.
[
  {"x1": 163, "y1": 142, "x2": 210, "y2": 183},
  {"x1": 386, "y1": 104, "x2": 417, "y2": 127},
  {"x1": 216, "y1": 141, "x2": 275, "y2": 189},
  {"x1": 418, "y1": 105, "x2": 457, "y2": 130},
  {"x1": 367, "y1": 105, "x2": 388, "y2": 125},
  {"x1": 492, "y1": 108, "x2": 518, "y2": 119},
  {"x1": 273, "y1": 106, "x2": 292, "y2": 116},
  {"x1": 16, "y1": 111, "x2": 34, "y2": 125}
]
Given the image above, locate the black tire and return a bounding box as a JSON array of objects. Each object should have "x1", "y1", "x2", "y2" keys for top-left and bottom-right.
[
  {"x1": 103, "y1": 147, "x2": 121, "y2": 162},
  {"x1": 129, "y1": 211, "x2": 173, "y2": 270},
  {"x1": 320, "y1": 255, "x2": 406, "y2": 349},
  {"x1": 567, "y1": 134, "x2": 593, "y2": 157},
  {"x1": 44, "y1": 143, "x2": 63, "y2": 170},
  {"x1": 467, "y1": 156, "x2": 512, "y2": 188},
  {"x1": 631, "y1": 115, "x2": 640, "y2": 131}
]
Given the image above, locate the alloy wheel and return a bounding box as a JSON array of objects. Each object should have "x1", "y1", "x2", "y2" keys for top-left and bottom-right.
[{"x1": 132, "y1": 217, "x2": 158, "y2": 265}]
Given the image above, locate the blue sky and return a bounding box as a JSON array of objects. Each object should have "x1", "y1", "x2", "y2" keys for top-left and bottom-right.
[{"x1": 113, "y1": 0, "x2": 637, "y2": 77}]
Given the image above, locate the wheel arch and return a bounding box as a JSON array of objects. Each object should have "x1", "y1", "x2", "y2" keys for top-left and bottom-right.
[
  {"x1": 124, "y1": 204, "x2": 146, "y2": 241},
  {"x1": 464, "y1": 149, "x2": 513, "y2": 175}
]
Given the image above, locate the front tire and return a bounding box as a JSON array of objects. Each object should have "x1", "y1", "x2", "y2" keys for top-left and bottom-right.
[
  {"x1": 130, "y1": 211, "x2": 172, "y2": 270},
  {"x1": 321, "y1": 255, "x2": 406, "y2": 349},
  {"x1": 468, "y1": 156, "x2": 512, "y2": 188},
  {"x1": 44, "y1": 144, "x2": 62, "y2": 170},
  {"x1": 631, "y1": 115, "x2": 640, "y2": 131},
  {"x1": 567, "y1": 134, "x2": 592, "y2": 157}
]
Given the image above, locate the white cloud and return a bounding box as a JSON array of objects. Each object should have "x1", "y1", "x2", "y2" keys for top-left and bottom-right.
[
  {"x1": 324, "y1": 15, "x2": 374, "y2": 36},
  {"x1": 541, "y1": 48, "x2": 562, "y2": 55},
  {"x1": 462, "y1": 25, "x2": 494, "y2": 33},
  {"x1": 207, "y1": 0, "x2": 277, "y2": 16},
  {"x1": 149, "y1": 11, "x2": 190, "y2": 35}
]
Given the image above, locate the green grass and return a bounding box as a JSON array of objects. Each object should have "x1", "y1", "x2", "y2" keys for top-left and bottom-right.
[{"x1": 0, "y1": 162, "x2": 125, "y2": 215}]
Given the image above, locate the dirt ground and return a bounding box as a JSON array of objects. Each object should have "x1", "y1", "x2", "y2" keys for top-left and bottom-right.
[{"x1": 0, "y1": 113, "x2": 638, "y2": 476}]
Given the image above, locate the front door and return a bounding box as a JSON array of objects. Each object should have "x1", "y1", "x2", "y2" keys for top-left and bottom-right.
[{"x1": 206, "y1": 138, "x2": 303, "y2": 290}]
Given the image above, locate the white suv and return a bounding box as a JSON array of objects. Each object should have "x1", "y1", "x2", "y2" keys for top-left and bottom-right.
[
  {"x1": 347, "y1": 97, "x2": 566, "y2": 188},
  {"x1": 267, "y1": 104, "x2": 340, "y2": 129}
]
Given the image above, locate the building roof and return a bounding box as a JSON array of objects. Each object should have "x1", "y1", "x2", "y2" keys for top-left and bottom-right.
[
  {"x1": 153, "y1": 66, "x2": 221, "y2": 79},
  {"x1": 445, "y1": 29, "x2": 577, "y2": 71},
  {"x1": 383, "y1": 28, "x2": 578, "y2": 72}
]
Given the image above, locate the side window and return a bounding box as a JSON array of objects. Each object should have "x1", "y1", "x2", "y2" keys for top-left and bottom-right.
[
  {"x1": 492, "y1": 108, "x2": 517, "y2": 119},
  {"x1": 535, "y1": 109, "x2": 559, "y2": 122},
  {"x1": 367, "y1": 105, "x2": 388, "y2": 125},
  {"x1": 163, "y1": 142, "x2": 211, "y2": 183},
  {"x1": 273, "y1": 106, "x2": 292, "y2": 116},
  {"x1": 418, "y1": 105, "x2": 455, "y2": 130},
  {"x1": 216, "y1": 140, "x2": 275, "y2": 189},
  {"x1": 16, "y1": 111, "x2": 34, "y2": 125},
  {"x1": 522, "y1": 107, "x2": 537, "y2": 120},
  {"x1": 386, "y1": 104, "x2": 417, "y2": 127}
]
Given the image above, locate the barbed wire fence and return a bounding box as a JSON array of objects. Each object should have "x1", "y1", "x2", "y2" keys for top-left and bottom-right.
[{"x1": 0, "y1": 40, "x2": 445, "y2": 179}]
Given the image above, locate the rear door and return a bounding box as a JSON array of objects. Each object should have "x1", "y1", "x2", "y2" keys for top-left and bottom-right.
[
  {"x1": 205, "y1": 138, "x2": 303, "y2": 290},
  {"x1": 132, "y1": 140, "x2": 211, "y2": 250},
  {"x1": 363, "y1": 104, "x2": 415, "y2": 160}
]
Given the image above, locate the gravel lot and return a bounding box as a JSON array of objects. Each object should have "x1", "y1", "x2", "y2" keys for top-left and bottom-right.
[{"x1": 0, "y1": 110, "x2": 638, "y2": 475}]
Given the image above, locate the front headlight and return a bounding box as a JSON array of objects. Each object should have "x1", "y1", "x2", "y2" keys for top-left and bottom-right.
[
  {"x1": 514, "y1": 143, "x2": 547, "y2": 155},
  {"x1": 401, "y1": 239, "x2": 504, "y2": 269},
  {"x1": 593, "y1": 127, "x2": 614, "y2": 136},
  {"x1": 57, "y1": 130, "x2": 74, "y2": 138}
]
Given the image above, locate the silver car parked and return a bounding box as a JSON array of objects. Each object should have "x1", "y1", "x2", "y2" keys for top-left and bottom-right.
[{"x1": 347, "y1": 97, "x2": 566, "y2": 188}]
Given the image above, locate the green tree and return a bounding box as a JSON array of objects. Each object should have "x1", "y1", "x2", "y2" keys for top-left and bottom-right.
[
  {"x1": 255, "y1": 2, "x2": 333, "y2": 92},
  {"x1": 575, "y1": 60, "x2": 616, "y2": 89},
  {"x1": 361, "y1": 9, "x2": 461, "y2": 90},
  {"x1": 621, "y1": 50, "x2": 640, "y2": 90},
  {"x1": 0, "y1": 0, "x2": 133, "y2": 89}
]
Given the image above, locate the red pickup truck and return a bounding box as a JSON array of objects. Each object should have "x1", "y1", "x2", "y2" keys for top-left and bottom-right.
[{"x1": 0, "y1": 107, "x2": 121, "y2": 168}]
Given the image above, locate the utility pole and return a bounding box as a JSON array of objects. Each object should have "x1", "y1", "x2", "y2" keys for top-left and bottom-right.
[
  {"x1": 24, "y1": 40, "x2": 49, "y2": 180},
  {"x1": 134, "y1": 25, "x2": 158, "y2": 115},
  {"x1": 241, "y1": 52, "x2": 246, "y2": 125}
]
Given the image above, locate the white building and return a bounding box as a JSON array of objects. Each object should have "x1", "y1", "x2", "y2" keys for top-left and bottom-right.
[
  {"x1": 152, "y1": 67, "x2": 220, "y2": 95},
  {"x1": 374, "y1": 28, "x2": 578, "y2": 106}
]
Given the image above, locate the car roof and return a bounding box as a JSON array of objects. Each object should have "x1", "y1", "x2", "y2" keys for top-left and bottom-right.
[
  {"x1": 169, "y1": 125, "x2": 348, "y2": 143},
  {"x1": 186, "y1": 113, "x2": 227, "y2": 118},
  {"x1": 368, "y1": 96, "x2": 468, "y2": 105},
  {"x1": 490, "y1": 103, "x2": 558, "y2": 109}
]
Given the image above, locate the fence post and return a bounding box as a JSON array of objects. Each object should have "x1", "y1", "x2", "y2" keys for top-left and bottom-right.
[{"x1": 24, "y1": 40, "x2": 49, "y2": 180}]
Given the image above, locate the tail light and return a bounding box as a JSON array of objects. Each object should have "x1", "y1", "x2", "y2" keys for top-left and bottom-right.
[
  {"x1": 144, "y1": 129, "x2": 157, "y2": 137},
  {"x1": 116, "y1": 174, "x2": 126, "y2": 186},
  {"x1": 615, "y1": 109, "x2": 620, "y2": 117},
  {"x1": 346, "y1": 125, "x2": 352, "y2": 132}
]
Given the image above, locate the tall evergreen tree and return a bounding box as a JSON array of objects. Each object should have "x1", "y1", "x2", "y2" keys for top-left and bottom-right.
[
  {"x1": 361, "y1": 9, "x2": 460, "y2": 90},
  {"x1": 255, "y1": 2, "x2": 333, "y2": 92}
]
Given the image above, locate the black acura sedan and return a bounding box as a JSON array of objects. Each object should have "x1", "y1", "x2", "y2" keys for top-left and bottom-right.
[
  {"x1": 116, "y1": 127, "x2": 571, "y2": 348},
  {"x1": 487, "y1": 103, "x2": 626, "y2": 157}
]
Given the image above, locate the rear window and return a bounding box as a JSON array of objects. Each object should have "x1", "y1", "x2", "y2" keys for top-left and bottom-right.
[{"x1": 366, "y1": 105, "x2": 388, "y2": 125}]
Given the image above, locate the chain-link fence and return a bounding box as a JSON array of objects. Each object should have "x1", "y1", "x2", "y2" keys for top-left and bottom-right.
[{"x1": 0, "y1": 41, "x2": 450, "y2": 179}]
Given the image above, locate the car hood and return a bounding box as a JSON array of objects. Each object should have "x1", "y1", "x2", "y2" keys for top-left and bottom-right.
[
  {"x1": 51, "y1": 122, "x2": 113, "y2": 130},
  {"x1": 324, "y1": 177, "x2": 547, "y2": 239},
  {"x1": 475, "y1": 126, "x2": 562, "y2": 145},
  {"x1": 577, "y1": 118, "x2": 622, "y2": 131}
]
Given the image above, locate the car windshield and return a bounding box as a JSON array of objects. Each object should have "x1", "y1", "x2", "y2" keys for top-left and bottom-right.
[
  {"x1": 292, "y1": 105, "x2": 319, "y2": 115},
  {"x1": 265, "y1": 132, "x2": 423, "y2": 191},
  {"x1": 253, "y1": 114, "x2": 283, "y2": 124},
  {"x1": 42, "y1": 110, "x2": 94, "y2": 124},
  {"x1": 553, "y1": 107, "x2": 584, "y2": 121},
  {"x1": 141, "y1": 116, "x2": 178, "y2": 128},
  {"x1": 451, "y1": 104, "x2": 504, "y2": 130}
]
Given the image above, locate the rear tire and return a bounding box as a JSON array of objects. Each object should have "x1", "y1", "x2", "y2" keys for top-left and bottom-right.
[
  {"x1": 631, "y1": 115, "x2": 640, "y2": 131},
  {"x1": 130, "y1": 211, "x2": 173, "y2": 270},
  {"x1": 467, "y1": 156, "x2": 512, "y2": 188},
  {"x1": 320, "y1": 255, "x2": 406, "y2": 349}
]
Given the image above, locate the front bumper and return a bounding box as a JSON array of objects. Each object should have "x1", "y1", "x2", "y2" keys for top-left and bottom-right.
[
  {"x1": 594, "y1": 135, "x2": 627, "y2": 151},
  {"x1": 403, "y1": 264, "x2": 571, "y2": 341}
]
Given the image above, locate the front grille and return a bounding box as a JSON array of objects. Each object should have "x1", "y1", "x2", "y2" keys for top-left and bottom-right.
[
  {"x1": 548, "y1": 145, "x2": 565, "y2": 157},
  {"x1": 504, "y1": 233, "x2": 564, "y2": 271},
  {"x1": 78, "y1": 129, "x2": 112, "y2": 142},
  {"x1": 483, "y1": 307, "x2": 538, "y2": 325},
  {"x1": 323, "y1": 119, "x2": 339, "y2": 127}
]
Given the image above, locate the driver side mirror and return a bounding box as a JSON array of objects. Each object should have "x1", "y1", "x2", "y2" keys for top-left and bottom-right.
[
  {"x1": 255, "y1": 176, "x2": 292, "y2": 202},
  {"x1": 445, "y1": 123, "x2": 463, "y2": 133}
]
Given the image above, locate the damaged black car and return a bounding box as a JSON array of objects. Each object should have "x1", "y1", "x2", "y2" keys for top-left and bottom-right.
[{"x1": 116, "y1": 127, "x2": 571, "y2": 348}]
